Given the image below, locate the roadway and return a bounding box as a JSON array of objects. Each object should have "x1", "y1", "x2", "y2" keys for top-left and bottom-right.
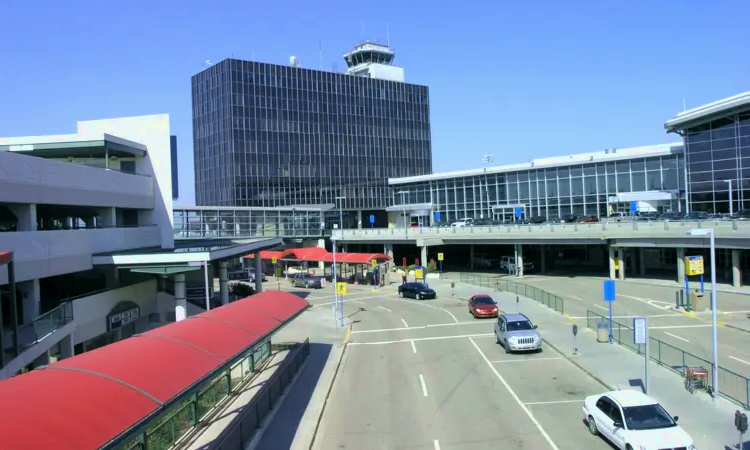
[{"x1": 299, "y1": 283, "x2": 610, "y2": 450}]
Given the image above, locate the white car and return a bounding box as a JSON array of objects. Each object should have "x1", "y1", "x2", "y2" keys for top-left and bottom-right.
[
  {"x1": 582, "y1": 390, "x2": 695, "y2": 450},
  {"x1": 451, "y1": 218, "x2": 474, "y2": 227}
]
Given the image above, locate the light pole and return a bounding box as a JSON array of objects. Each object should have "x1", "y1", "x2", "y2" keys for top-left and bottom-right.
[
  {"x1": 335, "y1": 196, "x2": 345, "y2": 230},
  {"x1": 333, "y1": 196, "x2": 345, "y2": 328},
  {"x1": 686, "y1": 227, "x2": 718, "y2": 401},
  {"x1": 724, "y1": 180, "x2": 733, "y2": 216},
  {"x1": 397, "y1": 190, "x2": 410, "y2": 237}
]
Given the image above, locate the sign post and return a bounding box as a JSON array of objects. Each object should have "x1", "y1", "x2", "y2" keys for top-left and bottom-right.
[
  {"x1": 633, "y1": 316, "x2": 649, "y2": 394},
  {"x1": 603, "y1": 280, "x2": 616, "y2": 344},
  {"x1": 686, "y1": 256, "x2": 705, "y2": 295},
  {"x1": 272, "y1": 257, "x2": 279, "y2": 290},
  {"x1": 371, "y1": 259, "x2": 377, "y2": 290},
  {"x1": 369, "y1": 214, "x2": 375, "y2": 229},
  {"x1": 414, "y1": 266, "x2": 424, "y2": 283},
  {"x1": 437, "y1": 252, "x2": 444, "y2": 279},
  {"x1": 434, "y1": 211, "x2": 441, "y2": 226},
  {"x1": 514, "y1": 207, "x2": 522, "y2": 223},
  {"x1": 336, "y1": 282, "x2": 347, "y2": 327}
]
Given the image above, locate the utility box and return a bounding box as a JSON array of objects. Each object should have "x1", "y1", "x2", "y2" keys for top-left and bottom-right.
[
  {"x1": 597, "y1": 321, "x2": 610, "y2": 343},
  {"x1": 690, "y1": 290, "x2": 707, "y2": 312}
]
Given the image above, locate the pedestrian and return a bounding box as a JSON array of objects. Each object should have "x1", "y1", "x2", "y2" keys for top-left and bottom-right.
[{"x1": 402, "y1": 272, "x2": 407, "y2": 285}]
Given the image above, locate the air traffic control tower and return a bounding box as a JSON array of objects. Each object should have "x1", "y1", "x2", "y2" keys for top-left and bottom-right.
[{"x1": 343, "y1": 41, "x2": 405, "y2": 82}]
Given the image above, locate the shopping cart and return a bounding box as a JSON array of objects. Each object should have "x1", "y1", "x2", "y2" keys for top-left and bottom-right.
[{"x1": 684, "y1": 366, "x2": 711, "y2": 395}]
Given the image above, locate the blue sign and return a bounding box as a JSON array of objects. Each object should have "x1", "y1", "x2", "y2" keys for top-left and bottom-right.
[
  {"x1": 435, "y1": 211, "x2": 441, "y2": 222},
  {"x1": 603, "y1": 280, "x2": 616, "y2": 302},
  {"x1": 630, "y1": 201, "x2": 637, "y2": 214},
  {"x1": 369, "y1": 214, "x2": 375, "y2": 224},
  {"x1": 515, "y1": 207, "x2": 522, "y2": 218}
]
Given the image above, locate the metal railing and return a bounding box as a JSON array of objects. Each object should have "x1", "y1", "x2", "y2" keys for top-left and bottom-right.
[
  {"x1": 15, "y1": 302, "x2": 73, "y2": 351},
  {"x1": 459, "y1": 273, "x2": 564, "y2": 314},
  {"x1": 585, "y1": 310, "x2": 749, "y2": 409}
]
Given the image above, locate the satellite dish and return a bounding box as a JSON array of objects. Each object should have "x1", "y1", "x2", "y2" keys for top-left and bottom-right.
[{"x1": 290, "y1": 56, "x2": 300, "y2": 67}]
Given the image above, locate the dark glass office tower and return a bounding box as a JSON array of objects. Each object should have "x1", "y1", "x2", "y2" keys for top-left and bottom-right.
[{"x1": 192, "y1": 47, "x2": 432, "y2": 209}]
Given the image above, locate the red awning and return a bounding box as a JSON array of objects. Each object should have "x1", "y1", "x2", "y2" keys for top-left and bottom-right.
[
  {"x1": 0, "y1": 291, "x2": 310, "y2": 450},
  {"x1": 253, "y1": 250, "x2": 285, "y2": 260},
  {"x1": 281, "y1": 247, "x2": 330, "y2": 261},
  {"x1": 0, "y1": 251, "x2": 11, "y2": 265},
  {"x1": 320, "y1": 252, "x2": 393, "y2": 264}
]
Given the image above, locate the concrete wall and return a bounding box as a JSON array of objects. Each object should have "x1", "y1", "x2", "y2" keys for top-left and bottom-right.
[
  {"x1": 0, "y1": 227, "x2": 161, "y2": 284},
  {"x1": 77, "y1": 115, "x2": 174, "y2": 249},
  {"x1": 0, "y1": 151, "x2": 153, "y2": 208}
]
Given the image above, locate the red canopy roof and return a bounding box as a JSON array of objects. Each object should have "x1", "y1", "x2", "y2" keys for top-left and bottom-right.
[
  {"x1": 282, "y1": 247, "x2": 329, "y2": 261},
  {"x1": 249, "y1": 248, "x2": 392, "y2": 264},
  {"x1": 321, "y1": 252, "x2": 392, "y2": 264},
  {"x1": 0, "y1": 291, "x2": 309, "y2": 450},
  {"x1": 0, "y1": 251, "x2": 11, "y2": 265},
  {"x1": 257, "y1": 250, "x2": 285, "y2": 260}
]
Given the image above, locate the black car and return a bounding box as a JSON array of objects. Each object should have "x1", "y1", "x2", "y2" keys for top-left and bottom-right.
[{"x1": 398, "y1": 282, "x2": 436, "y2": 300}]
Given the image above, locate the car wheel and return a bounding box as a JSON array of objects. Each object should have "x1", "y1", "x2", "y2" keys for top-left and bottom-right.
[
  {"x1": 587, "y1": 416, "x2": 598, "y2": 436},
  {"x1": 398, "y1": 291, "x2": 403, "y2": 298},
  {"x1": 504, "y1": 341, "x2": 511, "y2": 354},
  {"x1": 416, "y1": 293, "x2": 421, "y2": 300}
]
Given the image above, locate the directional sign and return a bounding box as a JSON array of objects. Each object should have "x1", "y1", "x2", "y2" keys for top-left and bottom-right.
[
  {"x1": 271, "y1": 257, "x2": 278, "y2": 264},
  {"x1": 686, "y1": 256, "x2": 704, "y2": 276},
  {"x1": 369, "y1": 214, "x2": 375, "y2": 224},
  {"x1": 515, "y1": 207, "x2": 522, "y2": 218},
  {"x1": 435, "y1": 211, "x2": 441, "y2": 222},
  {"x1": 633, "y1": 317, "x2": 647, "y2": 345},
  {"x1": 336, "y1": 282, "x2": 347, "y2": 295},
  {"x1": 371, "y1": 259, "x2": 377, "y2": 268},
  {"x1": 414, "y1": 266, "x2": 424, "y2": 281},
  {"x1": 603, "y1": 280, "x2": 616, "y2": 302},
  {"x1": 437, "y1": 252, "x2": 444, "y2": 261}
]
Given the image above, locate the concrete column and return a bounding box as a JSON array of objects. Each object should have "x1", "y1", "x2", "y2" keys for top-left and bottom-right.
[
  {"x1": 254, "y1": 252, "x2": 263, "y2": 293},
  {"x1": 676, "y1": 248, "x2": 686, "y2": 283},
  {"x1": 384, "y1": 243, "x2": 394, "y2": 259},
  {"x1": 470, "y1": 244, "x2": 475, "y2": 270},
  {"x1": 617, "y1": 248, "x2": 626, "y2": 281},
  {"x1": 421, "y1": 246, "x2": 427, "y2": 268},
  {"x1": 59, "y1": 334, "x2": 74, "y2": 359},
  {"x1": 33, "y1": 351, "x2": 50, "y2": 368},
  {"x1": 540, "y1": 245, "x2": 546, "y2": 273},
  {"x1": 516, "y1": 244, "x2": 524, "y2": 277},
  {"x1": 732, "y1": 249, "x2": 741, "y2": 288},
  {"x1": 318, "y1": 239, "x2": 326, "y2": 269},
  {"x1": 638, "y1": 248, "x2": 646, "y2": 277},
  {"x1": 608, "y1": 246, "x2": 616, "y2": 280},
  {"x1": 219, "y1": 261, "x2": 229, "y2": 305},
  {"x1": 357, "y1": 210, "x2": 363, "y2": 229},
  {"x1": 19, "y1": 279, "x2": 40, "y2": 324},
  {"x1": 7, "y1": 204, "x2": 37, "y2": 231},
  {"x1": 105, "y1": 267, "x2": 120, "y2": 289},
  {"x1": 65, "y1": 217, "x2": 73, "y2": 229},
  {"x1": 174, "y1": 273, "x2": 187, "y2": 322},
  {"x1": 96, "y1": 207, "x2": 117, "y2": 227}
]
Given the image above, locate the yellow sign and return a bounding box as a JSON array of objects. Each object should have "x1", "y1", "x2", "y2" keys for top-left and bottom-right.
[
  {"x1": 271, "y1": 257, "x2": 278, "y2": 264},
  {"x1": 336, "y1": 282, "x2": 347, "y2": 295},
  {"x1": 414, "y1": 268, "x2": 424, "y2": 280},
  {"x1": 686, "y1": 256, "x2": 705, "y2": 276},
  {"x1": 438, "y1": 253, "x2": 444, "y2": 261},
  {"x1": 371, "y1": 259, "x2": 377, "y2": 268},
  {"x1": 614, "y1": 257, "x2": 619, "y2": 270}
]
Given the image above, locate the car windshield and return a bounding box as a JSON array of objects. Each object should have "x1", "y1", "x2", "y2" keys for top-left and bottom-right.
[
  {"x1": 413, "y1": 283, "x2": 428, "y2": 289},
  {"x1": 507, "y1": 320, "x2": 533, "y2": 331},
  {"x1": 622, "y1": 404, "x2": 677, "y2": 430},
  {"x1": 474, "y1": 297, "x2": 495, "y2": 305}
]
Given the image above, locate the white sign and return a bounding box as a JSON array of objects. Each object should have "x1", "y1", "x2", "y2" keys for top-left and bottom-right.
[
  {"x1": 108, "y1": 307, "x2": 140, "y2": 331},
  {"x1": 633, "y1": 317, "x2": 647, "y2": 345}
]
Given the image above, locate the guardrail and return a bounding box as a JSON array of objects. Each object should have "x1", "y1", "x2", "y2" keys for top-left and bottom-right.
[
  {"x1": 585, "y1": 310, "x2": 749, "y2": 409},
  {"x1": 13, "y1": 302, "x2": 73, "y2": 353},
  {"x1": 459, "y1": 273, "x2": 564, "y2": 314}
]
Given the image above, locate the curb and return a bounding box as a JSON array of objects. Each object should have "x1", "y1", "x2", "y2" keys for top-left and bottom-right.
[
  {"x1": 725, "y1": 323, "x2": 750, "y2": 334},
  {"x1": 542, "y1": 337, "x2": 613, "y2": 392}
]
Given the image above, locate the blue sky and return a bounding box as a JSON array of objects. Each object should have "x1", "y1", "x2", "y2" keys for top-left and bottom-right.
[{"x1": 1, "y1": 0, "x2": 748, "y2": 206}]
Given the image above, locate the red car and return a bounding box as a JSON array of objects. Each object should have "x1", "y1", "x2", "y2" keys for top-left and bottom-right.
[{"x1": 468, "y1": 294, "x2": 499, "y2": 318}]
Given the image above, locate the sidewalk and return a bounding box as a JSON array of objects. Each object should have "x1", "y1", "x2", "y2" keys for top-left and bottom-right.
[{"x1": 440, "y1": 278, "x2": 746, "y2": 450}]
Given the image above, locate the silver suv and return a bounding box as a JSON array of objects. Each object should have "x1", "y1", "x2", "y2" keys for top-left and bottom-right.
[{"x1": 494, "y1": 313, "x2": 542, "y2": 354}]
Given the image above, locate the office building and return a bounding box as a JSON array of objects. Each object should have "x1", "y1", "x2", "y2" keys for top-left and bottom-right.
[{"x1": 191, "y1": 41, "x2": 432, "y2": 218}]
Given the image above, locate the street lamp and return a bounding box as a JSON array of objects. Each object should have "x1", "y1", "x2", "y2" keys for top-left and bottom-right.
[
  {"x1": 333, "y1": 196, "x2": 345, "y2": 328},
  {"x1": 686, "y1": 227, "x2": 718, "y2": 401},
  {"x1": 723, "y1": 180, "x2": 733, "y2": 216},
  {"x1": 396, "y1": 190, "x2": 410, "y2": 237}
]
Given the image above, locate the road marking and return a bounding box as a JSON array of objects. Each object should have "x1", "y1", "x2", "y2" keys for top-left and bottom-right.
[
  {"x1": 651, "y1": 325, "x2": 711, "y2": 330},
  {"x1": 469, "y1": 338, "x2": 560, "y2": 450},
  {"x1": 411, "y1": 341, "x2": 417, "y2": 353},
  {"x1": 724, "y1": 310, "x2": 750, "y2": 315},
  {"x1": 524, "y1": 399, "x2": 582, "y2": 405},
  {"x1": 313, "y1": 294, "x2": 390, "y2": 306},
  {"x1": 419, "y1": 374, "x2": 428, "y2": 397},
  {"x1": 433, "y1": 439, "x2": 441, "y2": 450},
  {"x1": 617, "y1": 293, "x2": 674, "y2": 310},
  {"x1": 729, "y1": 356, "x2": 750, "y2": 366},
  {"x1": 379, "y1": 306, "x2": 393, "y2": 312},
  {"x1": 569, "y1": 314, "x2": 682, "y2": 320},
  {"x1": 349, "y1": 333, "x2": 494, "y2": 346},
  {"x1": 352, "y1": 320, "x2": 485, "y2": 334},
  {"x1": 593, "y1": 304, "x2": 608, "y2": 311},
  {"x1": 398, "y1": 298, "x2": 460, "y2": 323},
  {"x1": 663, "y1": 332, "x2": 690, "y2": 343},
  {"x1": 401, "y1": 318, "x2": 409, "y2": 328},
  {"x1": 490, "y1": 357, "x2": 561, "y2": 363},
  {"x1": 569, "y1": 295, "x2": 583, "y2": 301}
]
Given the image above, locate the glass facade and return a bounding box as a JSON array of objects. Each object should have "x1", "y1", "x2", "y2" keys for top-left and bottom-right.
[
  {"x1": 192, "y1": 58, "x2": 432, "y2": 209},
  {"x1": 173, "y1": 207, "x2": 326, "y2": 239},
  {"x1": 392, "y1": 153, "x2": 684, "y2": 223},
  {"x1": 683, "y1": 112, "x2": 750, "y2": 213}
]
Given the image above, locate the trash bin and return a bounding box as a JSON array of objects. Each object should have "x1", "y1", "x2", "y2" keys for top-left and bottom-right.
[
  {"x1": 597, "y1": 321, "x2": 610, "y2": 343},
  {"x1": 690, "y1": 290, "x2": 707, "y2": 312}
]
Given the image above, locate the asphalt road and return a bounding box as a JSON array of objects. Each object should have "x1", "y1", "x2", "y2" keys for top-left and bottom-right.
[
  {"x1": 299, "y1": 283, "x2": 611, "y2": 450},
  {"x1": 512, "y1": 275, "x2": 750, "y2": 381}
]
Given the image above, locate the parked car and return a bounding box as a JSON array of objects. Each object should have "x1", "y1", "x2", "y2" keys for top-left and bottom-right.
[
  {"x1": 468, "y1": 294, "x2": 499, "y2": 318},
  {"x1": 290, "y1": 273, "x2": 323, "y2": 289},
  {"x1": 247, "y1": 268, "x2": 266, "y2": 282},
  {"x1": 500, "y1": 256, "x2": 534, "y2": 274},
  {"x1": 582, "y1": 390, "x2": 695, "y2": 450},
  {"x1": 575, "y1": 215, "x2": 599, "y2": 223},
  {"x1": 658, "y1": 211, "x2": 684, "y2": 221},
  {"x1": 451, "y1": 218, "x2": 474, "y2": 228},
  {"x1": 685, "y1": 211, "x2": 709, "y2": 220},
  {"x1": 494, "y1": 313, "x2": 541, "y2": 353},
  {"x1": 398, "y1": 282, "x2": 436, "y2": 300}
]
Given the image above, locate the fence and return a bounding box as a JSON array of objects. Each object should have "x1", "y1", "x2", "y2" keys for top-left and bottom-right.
[
  {"x1": 585, "y1": 310, "x2": 749, "y2": 409},
  {"x1": 459, "y1": 273, "x2": 564, "y2": 315}
]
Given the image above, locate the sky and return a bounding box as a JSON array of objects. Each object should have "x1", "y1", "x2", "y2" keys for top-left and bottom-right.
[{"x1": 1, "y1": 0, "x2": 748, "y2": 206}]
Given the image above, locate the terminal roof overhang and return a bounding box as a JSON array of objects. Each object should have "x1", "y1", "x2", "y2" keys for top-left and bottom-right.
[
  {"x1": 664, "y1": 91, "x2": 750, "y2": 132},
  {"x1": 92, "y1": 237, "x2": 283, "y2": 266},
  {"x1": 176, "y1": 204, "x2": 335, "y2": 212},
  {"x1": 0, "y1": 132, "x2": 147, "y2": 159}
]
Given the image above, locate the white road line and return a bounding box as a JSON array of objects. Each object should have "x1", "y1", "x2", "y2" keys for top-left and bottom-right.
[
  {"x1": 651, "y1": 325, "x2": 711, "y2": 330},
  {"x1": 617, "y1": 293, "x2": 674, "y2": 310},
  {"x1": 313, "y1": 294, "x2": 389, "y2": 306},
  {"x1": 419, "y1": 374, "x2": 429, "y2": 397},
  {"x1": 490, "y1": 357, "x2": 561, "y2": 363},
  {"x1": 524, "y1": 399, "x2": 583, "y2": 405},
  {"x1": 352, "y1": 320, "x2": 485, "y2": 334},
  {"x1": 397, "y1": 298, "x2": 459, "y2": 323},
  {"x1": 378, "y1": 306, "x2": 393, "y2": 312},
  {"x1": 569, "y1": 314, "x2": 682, "y2": 320},
  {"x1": 411, "y1": 341, "x2": 417, "y2": 353},
  {"x1": 729, "y1": 356, "x2": 750, "y2": 366},
  {"x1": 724, "y1": 310, "x2": 750, "y2": 314},
  {"x1": 401, "y1": 318, "x2": 409, "y2": 328},
  {"x1": 569, "y1": 295, "x2": 583, "y2": 301},
  {"x1": 593, "y1": 304, "x2": 608, "y2": 311},
  {"x1": 349, "y1": 333, "x2": 494, "y2": 346},
  {"x1": 433, "y1": 439, "x2": 441, "y2": 450},
  {"x1": 469, "y1": 338, "x2": 560, "y2": 450},
  {"x1": 663, "y1": 332, "x2": 690, "y2": 343}
]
